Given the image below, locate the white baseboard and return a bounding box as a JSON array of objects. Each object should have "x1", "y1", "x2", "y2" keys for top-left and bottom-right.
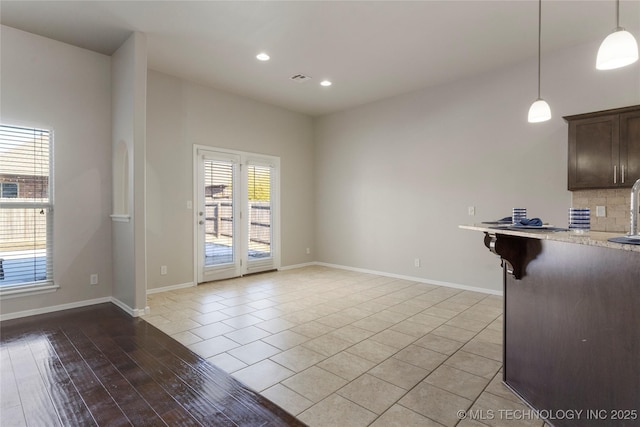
[
  {"x1": 0, "y1": 264, "x2": 500, "y2": 322},
  {"x1": 1, "y1": 296, "x2": 149, "y2": 322},
  {"x1": 147, "y1": 281, "x2": 195, "y2": 295},
  {"x1": 278, "y1": 262, "x2": 317, "y2": 271},
  {"x1": 110, "y1": 297, "x2": 149, "y2": 317},
  {"x1": 315, "y1": 262, "x2": 503, "y2": 296},
  {"x1": 0, "y1": 296, "x2": 112, "y2": 321}
]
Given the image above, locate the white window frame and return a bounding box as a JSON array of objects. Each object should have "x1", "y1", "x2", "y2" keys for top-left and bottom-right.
[{"x1": 0, "y1": 124, "x2": 57, "y2": 299}]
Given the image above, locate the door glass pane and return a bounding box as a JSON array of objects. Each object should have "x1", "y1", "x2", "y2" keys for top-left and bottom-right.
[
  {"x1": 247, "y1": 165, "x2": 271, "y2": 260},
  {"x1": 204, "y1": 160, "x2": 234, "y2": 266}
]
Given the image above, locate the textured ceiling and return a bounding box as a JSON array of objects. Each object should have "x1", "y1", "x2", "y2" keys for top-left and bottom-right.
[{"x1": 2, "y1": 1, "x2": 639, "y2": 116}]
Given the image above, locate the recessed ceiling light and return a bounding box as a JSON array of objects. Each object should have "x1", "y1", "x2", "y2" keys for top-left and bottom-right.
[
  {"x1": 320, "y1": 80, "x2": 332, "y2": 87},
  {"x1": 256, "y1": 53, "x2": 270, "y2": 61}
]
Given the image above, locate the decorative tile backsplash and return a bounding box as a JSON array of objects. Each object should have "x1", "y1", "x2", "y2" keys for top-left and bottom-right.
[{"x1": 572, "y1": 189, "x2": 631, "y2": 233}]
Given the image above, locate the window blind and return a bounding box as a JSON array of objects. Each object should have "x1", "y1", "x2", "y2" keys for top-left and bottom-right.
[
  {"x1": 0, "y1": 125, "x2": 53, "y2": 289},
  {"x1": 247, "y1": 164, "x2": 272, "y2": 260},
  {"x1": 204, "y1": 159, "x2": 235, "y2": 266}
]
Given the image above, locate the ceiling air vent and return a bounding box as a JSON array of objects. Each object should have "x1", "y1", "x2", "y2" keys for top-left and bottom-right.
[{"x1": 290, "y1": 74, "x2": 312, "y2": 83}]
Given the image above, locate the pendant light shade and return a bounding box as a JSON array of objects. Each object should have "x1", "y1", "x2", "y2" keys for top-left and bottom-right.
[
  {"x1": 528, "y1": 98, "x2": 552, "y2": 123},
  {"x1": 596, "y1": 29, "x2": 639, "y2": 70},
  {"x1": 528, "y1": 0, "x2": 551, "y2": 123},
  {"x1": 596, "y1": 0, "x2": 639, "y2": 70}
]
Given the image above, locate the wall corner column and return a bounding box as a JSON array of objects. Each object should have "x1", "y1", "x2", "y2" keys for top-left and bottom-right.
[{"x1": 111, "y1": 31, "x2": 148, "y2": 315}]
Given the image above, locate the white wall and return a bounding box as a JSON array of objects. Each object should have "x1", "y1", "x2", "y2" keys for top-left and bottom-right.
[
  {"x1": 314, "y1": 39, "x2": 640, "y2": 293},
  {"x1": 0, "y1": 26, "x2": 113, "y2": 315},
  {"x1": 146, "y1": 70, "x2": 315, "y2": 291},
  {"x1": 111, "y1": 32, "x2": 148, "y2": 314},
  {"x1": 2, "y1": 24, "x2": 637, "y2": 316}
]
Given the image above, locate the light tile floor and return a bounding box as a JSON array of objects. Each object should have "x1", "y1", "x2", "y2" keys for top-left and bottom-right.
[{"x1": 143, "y1": 266, "x2": 550, "y2": 427}]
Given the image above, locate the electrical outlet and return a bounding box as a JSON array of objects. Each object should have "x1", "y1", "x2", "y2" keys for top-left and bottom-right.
[
  {"x1": 596, "y1": 206, "x2": 606, "y2": 217},
  {"x1": 306, "y1": 248, "x2": 311, "y2": 255},
  {"x1": 187, "y1": 200, "x2": 192, "y2": 209},
  {"x1": 161, "y1": 265, "x2": 167, "y2": 275},
  {"x1": 414, "y1": 258, "x2": 421, "y2": 267},
  {"x1": 468, "y1": 206, "x2": 476, "y2": 216},
  {"x1": 90, "y1": 274, "x2": 98, "y2": 285}
]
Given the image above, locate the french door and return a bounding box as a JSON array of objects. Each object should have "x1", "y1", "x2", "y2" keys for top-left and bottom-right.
[{"x1": 195, "y1": 147, "x2": 279, "y2": 283}]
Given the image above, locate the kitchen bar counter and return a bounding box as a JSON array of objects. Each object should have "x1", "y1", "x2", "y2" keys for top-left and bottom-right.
[
  {"x1": 460, "y1": 224, "x2": 640, "y2": 252},
  {"x1": 463, "y1": 224, "x2": 640, "y2": 427}
]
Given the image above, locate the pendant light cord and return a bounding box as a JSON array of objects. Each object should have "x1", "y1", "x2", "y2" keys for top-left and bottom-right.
[
  {"x1": 537, "y1": 0, "x2": 542, "y2": 99},
  {"x1": 615, "y1": 0, "x2": 621, "y2": 30}
]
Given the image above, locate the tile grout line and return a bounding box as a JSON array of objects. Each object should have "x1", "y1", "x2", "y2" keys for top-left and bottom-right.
[
  {"x1": 146, "y1": 267, "x2": 509, "y2": 426},
  {"x1": 237, "y1": 288, "x2": 501, "y2": 425}
]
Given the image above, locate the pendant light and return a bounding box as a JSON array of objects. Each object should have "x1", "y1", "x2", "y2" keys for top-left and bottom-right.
[
  {"x1": 596, "y1": 0, "x2": 639, "y2": 70},
  {"x1": 528, "y1": 0, "x2": 551, "y2": 123}
]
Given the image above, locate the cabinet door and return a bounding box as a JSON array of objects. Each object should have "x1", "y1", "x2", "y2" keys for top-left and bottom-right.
[
  {"x1": 568, "y1": 115, "x2": 619, "y2": 190},
  {"x1": 619, "y1": 110, "x2": 640, "y2": 186}
]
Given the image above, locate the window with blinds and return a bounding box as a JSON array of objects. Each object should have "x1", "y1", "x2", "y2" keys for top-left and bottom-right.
[{"x1": 0, "y1": 125, "x2": 54, "y2": 294}]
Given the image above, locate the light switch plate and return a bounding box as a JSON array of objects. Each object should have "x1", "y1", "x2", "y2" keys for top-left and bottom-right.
[{"x1": 596, "y1": 206, "x2": 606, "y2": 217}]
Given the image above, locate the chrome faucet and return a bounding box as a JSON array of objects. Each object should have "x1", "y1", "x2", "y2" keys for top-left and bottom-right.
[{"x1": 631, "y1": 178, "x2": 640, "y2": 237}]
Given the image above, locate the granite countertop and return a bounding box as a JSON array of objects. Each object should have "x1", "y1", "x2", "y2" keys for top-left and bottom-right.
[{"x1": 460, "y1": 224, "x2": 640, "y2": 253}]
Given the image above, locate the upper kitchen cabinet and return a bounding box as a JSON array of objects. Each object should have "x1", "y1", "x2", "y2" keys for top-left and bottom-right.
[
  {"x1": 620, "y1": 109, "x2": 640, "y2": 187},
  {"x1": 565, "y1": 105, "x2": 640, "y2": 190}
]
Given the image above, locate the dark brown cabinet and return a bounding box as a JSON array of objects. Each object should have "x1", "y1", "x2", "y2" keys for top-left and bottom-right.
[{"x1": 565, "y1": 105, "x2": 640, "y2": 190}]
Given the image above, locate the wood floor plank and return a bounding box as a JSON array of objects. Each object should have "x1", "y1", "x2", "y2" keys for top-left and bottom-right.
[
  {"x1": 61, "y1": 327, "x2": 165, "y2": 427},
  {"x1": 0, "y1": 303, "x2": 304, "y2": 427},
  {"x1": 44, "y1": 329, "x2": 132, "y2": 426},
  {"x1": 0, "y1": 347, "x2": 22, "y2": 412},
  {"x1": 88, "y1": 334, "x2": 201, "y2": 426},
  {"x1": 7, "y1": 340, "x2": 63, "y2": 427},
  {"x1": 0, "y1": 405, "x2": 27, "y2": 427},
  {"x1": 27, "y1": 337, "x2": 96, "y2": 426},
  {"x1": 114, "y1": 338, "x2": 236, "y2": 427}
]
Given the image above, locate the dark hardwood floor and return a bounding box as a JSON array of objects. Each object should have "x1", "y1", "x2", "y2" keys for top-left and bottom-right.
[{"x1": 0, "y1": 303, "x2": 306, "y2": 426}]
